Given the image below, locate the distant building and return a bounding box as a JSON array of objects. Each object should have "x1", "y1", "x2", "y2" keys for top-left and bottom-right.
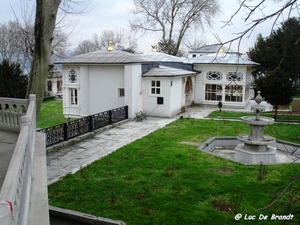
[
  {"x1": 46, "y1": 67, "x2": 62, "y2": 97},
  {"x1": 188, "y1": 44, "x2": 233, "y2": 58}
]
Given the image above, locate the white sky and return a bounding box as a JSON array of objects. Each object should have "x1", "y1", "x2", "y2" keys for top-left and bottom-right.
[{"x1": 0, "y1": 0, "x2": 297, "y2": 54}]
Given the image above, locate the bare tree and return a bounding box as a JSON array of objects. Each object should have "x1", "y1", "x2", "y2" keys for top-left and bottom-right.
[
  {"x1": 72, "y1": 29, "x2": 138, "y2": 55},
  {"x1": 130, "y1": 0, "x2": 220, "y2": 56},
  {"x1": 24, "y1": 0, "x2": 90, "y2": 115},
  {"x1": 0, "y1": 19, "x2": 69, "y2": 73},
  {"x1": 0, "y1": 21, "x2": 31, "y2": 73},
  {"x1": 219, "y1": 0, "x2": 300, "y2": 50},
  {"x1": 73, "y1": 39, "x2": 99, "y2": 55}
]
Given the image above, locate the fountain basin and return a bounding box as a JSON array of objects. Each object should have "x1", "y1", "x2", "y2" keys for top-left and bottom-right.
[
  {"x1": 237, "y1": 135, "x2": 276, "y2": 151},
  {"x1": 199, "y1": 137, "x2": 300, "y2": 165},
  {"x1": 241, "y1": 116, "x2": 274, "y2": 125},
  {"x1": 235, "y1": 143, "x2": 276, "y2": 164}
]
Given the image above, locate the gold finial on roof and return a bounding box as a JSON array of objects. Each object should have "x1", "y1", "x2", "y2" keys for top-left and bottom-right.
[
  {"x1": 151, "y1": 43, "x2": 159, "y2": 52},
  {"x1": 219, "y1": 45, "x2": 224, "y2": 53},
  {"x1": 108, "y1": 38, "x2": 113, "y2": 51}
]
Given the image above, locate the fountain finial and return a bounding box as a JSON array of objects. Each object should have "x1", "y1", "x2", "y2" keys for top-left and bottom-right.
[
  {"x1": 255, "y1": 91, "x2": 262, "y2": 105},
  {"x1": 251, "y1": 91, "x2": 265, "y2": 120}
]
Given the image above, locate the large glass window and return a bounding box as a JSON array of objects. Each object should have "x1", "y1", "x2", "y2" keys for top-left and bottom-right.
[
  {"x1": 70, "y1": 88, "x2": 78, "y2": 105},
  {"x1": 225, "y1": 85, "x2": 243, "y2": 102},
  {"x1": 205, "y1": 84, "x2": 222, "y2": 101},
  {"x1": 151, "y1": 80, "x2": 161, "y2": 95}
]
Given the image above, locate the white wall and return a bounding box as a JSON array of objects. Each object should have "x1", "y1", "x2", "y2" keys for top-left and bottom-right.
[
  {"x1": 142, "y1": 77, "x2": 173, "y2": 118},
  {"x1": 124, "y1": 64, "x2": 143, "y2": 118},
  {"x1": 88, "y1": 65, "x2": 125, "y2": 115},
  {"x1": 62, "y1": 64, "x2": 126, "y2": 118},
  {"x1": 169, "y1": 78, "x2": 183, "y2": 116}
]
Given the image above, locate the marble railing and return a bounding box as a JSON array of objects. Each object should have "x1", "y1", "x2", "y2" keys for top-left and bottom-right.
[
  {"x1": 0, "y1": 95, "x2": 36, "y2": 225},
  {"x1": 0, "y1": 97, "x2": 28, "y2": 131}
]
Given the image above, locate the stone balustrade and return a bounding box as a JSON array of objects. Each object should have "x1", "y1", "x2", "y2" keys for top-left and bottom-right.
[
  {"x1": 0, "y1": 97, "x2": 28, "y2": 131},
  {"x1": 0, "y1": 95, "x2": 36, "y2": 225}
]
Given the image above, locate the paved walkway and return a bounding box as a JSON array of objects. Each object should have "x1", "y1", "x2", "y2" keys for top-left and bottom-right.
[
  {"x1": 0, "y1": 130, "x2": 18, "y2": 188},
  {"x1": 47, "y1": 105, "x2": 216, "y2": 184}
]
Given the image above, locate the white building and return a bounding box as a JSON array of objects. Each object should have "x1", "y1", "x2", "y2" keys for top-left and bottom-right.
[
  {"x1": 56, "y1": 49, "x2": 198, "y2": 119},
  {"x1": 185, "y1": 51, "x2": 258, "y2": 109},
  {"x1": 56, "y1": 44, "x2": 258, "y2": 119},
  {"x1": 46, "y1": 67, "x2": 62, "y2": 97}
]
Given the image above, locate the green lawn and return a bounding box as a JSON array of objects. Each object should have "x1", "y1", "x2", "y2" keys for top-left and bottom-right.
[
  {"x1": 37, "y1": 99, "x2": 68, "y2": 129},
  {"x1": 48, "y1": 119, "x2": 300, "y2": 225}
]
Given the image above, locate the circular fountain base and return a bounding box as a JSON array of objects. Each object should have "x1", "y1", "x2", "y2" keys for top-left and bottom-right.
[{"x1": 234, "y1": 143, "x2": 276, "y2": 164}]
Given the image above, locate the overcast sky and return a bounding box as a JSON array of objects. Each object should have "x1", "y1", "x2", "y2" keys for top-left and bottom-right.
[{"x1": 1, "y1": 0, "x2": 296, "y2": 54}]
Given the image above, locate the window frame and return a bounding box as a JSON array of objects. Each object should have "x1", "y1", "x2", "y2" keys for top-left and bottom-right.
[
  {"x1": 150, "y1": 80, "x2": 161, "y2": 96},
  {"x1": 224, "y1": 85, "x2": 243, "y2": 102},
  {"x1": 205, "y1": 84, "x2": 222, "y2": 101},
  {"x1": 70, "y1": 88, "x2": 78, "y2": 105},
  {"x1": 118, "y1": 88, "x2": 125, "y2": 98},
  {"x1": 69, "y1": 68, "x2": 78, "y2": 83},
  {"x1": 206, "y1": 71, "x2": 223, "y2": 81},
  {"x1": 47, "y1": 80, "x2": 52, "y2": 92},
  {"x1": 226, "y1": 72, "x2": 243, "y2": 81}
]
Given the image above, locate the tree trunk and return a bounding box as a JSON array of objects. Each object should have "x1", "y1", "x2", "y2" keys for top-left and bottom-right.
[
  {"x1": 274, "y1": 105, "x2": 278, "y2": 119},
  {"x1": 27, "y1": 0, "x2": 61, "y2": 116}
]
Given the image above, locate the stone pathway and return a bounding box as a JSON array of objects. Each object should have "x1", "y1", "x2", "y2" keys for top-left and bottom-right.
[
  {"x1": 0, "y1": 130, "x2": 18, "y2": 188},
  {"x1": 47, "y1": 105, "x2": 216, "y2": 184}
]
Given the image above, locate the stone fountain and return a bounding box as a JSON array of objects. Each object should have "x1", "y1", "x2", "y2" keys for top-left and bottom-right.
[{"x1": 234, "y1": 91, "x2": 277, "y2": 164}]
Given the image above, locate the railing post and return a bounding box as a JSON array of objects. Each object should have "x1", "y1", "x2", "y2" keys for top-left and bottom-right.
[
  {"x1": 63, "y1": 122, "x2": 68, "y2": 141},
  {"x1": 125, "y1": 106, "x2": 128, "y2": 119},
  {"x1": 89, "y1": 115, "x2": 93, "y2": 132},
  {"x1": 109, "y1": 110, "x2": 112, "y2": 124},
  {"x1": 0, "y1": 200, "x2": 12, "y2": 225}
]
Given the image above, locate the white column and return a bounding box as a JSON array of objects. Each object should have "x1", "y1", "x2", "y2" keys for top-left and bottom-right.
[{"x1": 124, "y1": 64, "x2": 143, "y2": 119}]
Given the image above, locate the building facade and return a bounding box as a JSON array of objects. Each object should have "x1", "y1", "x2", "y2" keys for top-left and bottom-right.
[{"x1": 56, "y1": 45, "x2": 258, "y2": 119}]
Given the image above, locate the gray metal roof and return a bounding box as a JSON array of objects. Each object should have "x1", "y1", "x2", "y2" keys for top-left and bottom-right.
[
  {"x1": 56, "y1": 50, "x2": 157, "y2": 64},
  {"x1": 142, "y1": 66, "x2": 198, "y2": 77},
  {"x1": 141, "y1": 52, "x2": 184, "y2": 62},
  {"x1": 184, "y1": 52, "x2": 259, "y2": 65},
  {"x1": 189, "y1": 44, "x2": 233, "y2": 54}
]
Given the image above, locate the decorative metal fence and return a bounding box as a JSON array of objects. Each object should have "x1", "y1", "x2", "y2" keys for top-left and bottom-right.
[{"x1": 39, "y1": 106, "x2": 128, "y2": 147}]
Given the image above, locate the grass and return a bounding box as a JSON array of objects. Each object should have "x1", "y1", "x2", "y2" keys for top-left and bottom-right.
[
  {"x1": 208, "y1": 110, "x2": 300, "y2": 121},
  {"x1": 48, "y1": 119, "x2": 300, "y2": 225},
  {"x1": 37, "y1": 99, "x2": 68, "y2": 128}
]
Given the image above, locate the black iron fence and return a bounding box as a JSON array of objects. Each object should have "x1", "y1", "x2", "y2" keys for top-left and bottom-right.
[{"x1": 39, "y1": 106, "x2": 128, "y2": 147}]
